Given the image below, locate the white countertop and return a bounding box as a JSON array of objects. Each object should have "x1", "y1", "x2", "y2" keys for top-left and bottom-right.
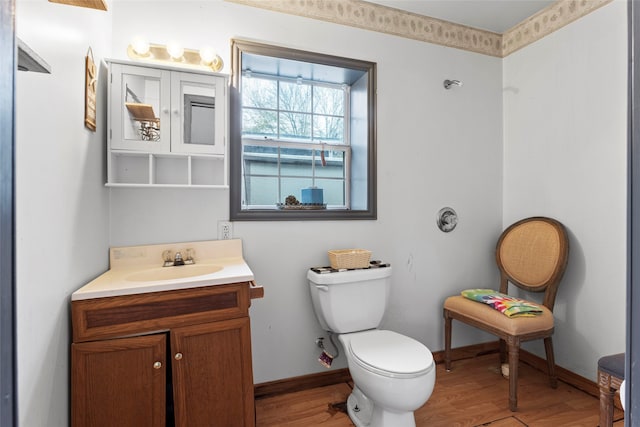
[{"x1": 72, "y1": 239, "x2": 255, "y2": 301}]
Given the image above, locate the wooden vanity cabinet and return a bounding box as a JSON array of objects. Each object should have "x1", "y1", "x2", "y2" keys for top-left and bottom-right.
[
  {"x1": 72, "y1": 334, "x2": 167, "y2": 427},
  {"x1": 71, "y1": 282, "x2": 257, "y2": 427},
  {"x1": 171, "y1": 318, "x2": 252, "y2": 426}
]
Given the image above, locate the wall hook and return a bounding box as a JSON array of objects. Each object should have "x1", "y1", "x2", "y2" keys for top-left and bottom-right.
[{"x1": 443, "y1": 79, "x2": 463, "y2": 89}]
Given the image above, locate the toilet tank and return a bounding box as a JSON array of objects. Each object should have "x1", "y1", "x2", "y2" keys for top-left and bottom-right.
[{"x1": 307, "y1": 267, "x2": 392, "y2": 333}]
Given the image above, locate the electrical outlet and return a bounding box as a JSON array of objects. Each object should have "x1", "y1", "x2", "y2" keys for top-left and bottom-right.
[{"x1": 218, "y1": 221, "x2": 233, "y2": 240}]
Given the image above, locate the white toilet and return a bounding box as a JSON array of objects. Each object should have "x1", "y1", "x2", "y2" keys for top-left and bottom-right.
[{"x1": 308, "y1": 266, "x2": 435, "y2": 427}]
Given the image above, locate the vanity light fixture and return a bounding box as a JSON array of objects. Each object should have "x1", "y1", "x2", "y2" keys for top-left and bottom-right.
[{"x1": 127, "y1": 40, "x2": 224, "y2": 72}]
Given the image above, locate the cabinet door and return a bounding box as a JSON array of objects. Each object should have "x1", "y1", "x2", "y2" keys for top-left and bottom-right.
[
  {"x1": 171, "y1": 318, "x2": 255, "y2": 427},
  {"x1": 170, "y1": 72, "x2": 226, "y2": 155},
  {"x1": 71, "y1": 334, "x2": 166, "y2": 427},
  {"x1": 110, "y1": 63, "x2": 171, "y2": 153}
]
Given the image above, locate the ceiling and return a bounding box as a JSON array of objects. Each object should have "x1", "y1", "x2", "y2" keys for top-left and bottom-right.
[
  {"x1": 241, "y1": 1, "x2": 560, "y2": 83},
  {"x1": 365, "y1": 0, "x2": 556, "y2": 33}
]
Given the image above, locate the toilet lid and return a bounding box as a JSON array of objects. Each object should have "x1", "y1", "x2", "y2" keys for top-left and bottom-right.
[{"x1": 348, "y1": 330, "x2": 433, "y2": 377}]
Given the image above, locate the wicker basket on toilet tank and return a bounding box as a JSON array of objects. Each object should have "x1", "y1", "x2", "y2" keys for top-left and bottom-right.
[{"x1": 328, "y1": 249, "x2": 371, "y2": 269}]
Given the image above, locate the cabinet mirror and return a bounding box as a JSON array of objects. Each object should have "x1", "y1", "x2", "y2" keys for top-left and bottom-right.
[
  {"x1": 184, "y1": 94, "x2": 215, "y2": 146},
  {"x1": 122, "y1": 72, "x2": 162, "y2": 142}
]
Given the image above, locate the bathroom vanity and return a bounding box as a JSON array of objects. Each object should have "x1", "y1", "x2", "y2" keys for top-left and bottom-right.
[{"x1": 70, "y1": 239, "x2": 263, "y2": 427}]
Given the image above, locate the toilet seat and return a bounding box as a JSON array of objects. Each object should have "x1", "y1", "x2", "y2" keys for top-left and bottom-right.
[{"x1": 347, "y1": 330, "x2": 434, "y2": 379}]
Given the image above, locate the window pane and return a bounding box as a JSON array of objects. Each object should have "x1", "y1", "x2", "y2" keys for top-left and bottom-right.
[
  {"x1": 315, "y1": 179, "x2": 345, "y2": 205},
  {"x1": 315, "y1": 150, "x2": 345, "y2": 178},
  {"x1": 281, "y1": 178, "x2": 313, "y2": 204},
  {"x1": 243, "y1": 145, "x2": 278, "y2": 175},
  {"x1": 280, "y1": 147, "x2": 313, "y2": 177},
  {"x1": 313, "y1": 86, "x2": 344, "y2": 115},
  {"x1": 244, "y1": 176, "x2": 279, "y2": 205},
  {"x1": 243, "y1": 109, "x2": 277, "y2": 138},
  {"x1": 279, "y1": 112, "x2": 311, "y2": 140},
  {"x1": 313, "y1": 115, "x2": 344, "y2": 143},
  {"x1": 279, "y1": 81, "x2": 311, "y2": 113},
  {"x1": 242, "y1": 77, "x2": 277, "y2": 109}
]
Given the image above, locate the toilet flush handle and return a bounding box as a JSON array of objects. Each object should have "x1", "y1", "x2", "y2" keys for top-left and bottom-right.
[{"x1": 316, "y1": 285, "x2": 329, "y2": 292}]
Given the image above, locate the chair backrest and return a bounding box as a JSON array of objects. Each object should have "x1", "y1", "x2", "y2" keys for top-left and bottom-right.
[{"x1": 496, "y1": 217, "x2": 569, "y2": 311}]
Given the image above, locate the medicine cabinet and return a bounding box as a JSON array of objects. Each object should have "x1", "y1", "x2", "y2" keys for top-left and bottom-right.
[{"x1": 106, "y1": 59, "x2": 228, "y2": 188}]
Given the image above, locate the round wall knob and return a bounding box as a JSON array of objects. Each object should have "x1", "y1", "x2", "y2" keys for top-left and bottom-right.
[
  {"x1": 174, "y1": 352, "x2": 183, "y2": 360},
  {"x1": 153, "y1": 361, "x2": 162, "y2": 369},
  {"x1": 437, "y1": 207, "x2": 458, "y2": 232}
]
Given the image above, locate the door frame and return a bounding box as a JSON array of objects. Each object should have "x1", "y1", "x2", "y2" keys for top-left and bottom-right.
[
  {"x1": 0, "y1": 0, "x2": 17, "y2": 426},
  {"x1": 628, "y1": 0, "x2": 639, "y2": 420}
]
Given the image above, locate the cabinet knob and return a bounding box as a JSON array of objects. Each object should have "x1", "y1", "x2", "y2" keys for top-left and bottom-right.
[
  {"x1": 174, "y1": 352, "x2": 183, "y2": 360},
  {"x1": 153, "y1": 361, "x2": 162, "y2": 369}
]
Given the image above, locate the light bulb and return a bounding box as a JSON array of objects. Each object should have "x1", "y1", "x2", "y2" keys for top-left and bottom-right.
[
  {"x1": 166, "y1": 41, "x2": 184, "y2": 60},
  {"x1": 131, "y1": 37, "x2": 150, "y2": 56},
  {"x1": 199, "y1": 47, "x2": 216, "y2": 65}
]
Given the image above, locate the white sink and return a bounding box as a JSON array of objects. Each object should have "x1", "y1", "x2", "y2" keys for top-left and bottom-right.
[
  {"x1": 125, "y1": 264, "x2": 223, "y2": 282},
  {"x1": 72, "y1": 240, "x2": 256, "y2": 300}
]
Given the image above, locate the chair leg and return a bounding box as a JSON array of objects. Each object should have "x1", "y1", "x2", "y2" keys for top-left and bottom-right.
[
  {"x1": 599, "y1": 380, "x2": 615, "y2": 427},
  {"x1": 499, "y1": 338, "x2": 507, "y2": 364},
  {"x1": 444, "y1": 310, "x2": 452, "y2": 371},
  {"x1": 543, "y1": 336, "x2": 558, "y2": 389},
  {"x1": 508, "y1": 339, "x2": 519, "y2": 412}
]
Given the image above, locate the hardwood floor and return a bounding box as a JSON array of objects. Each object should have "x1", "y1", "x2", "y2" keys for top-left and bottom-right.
[{"x1": 255, "y1": 353, "x2": 625, "y2": 426}]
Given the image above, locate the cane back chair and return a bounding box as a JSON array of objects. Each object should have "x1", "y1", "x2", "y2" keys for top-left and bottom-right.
[{"x1": 443, "y1": 217, "x2": 569, "y2": 411}]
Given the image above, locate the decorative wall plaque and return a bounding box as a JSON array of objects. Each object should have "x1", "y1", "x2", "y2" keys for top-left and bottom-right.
[{"x1": 84, "y1": 47, "x2": 97, "y2": 131}]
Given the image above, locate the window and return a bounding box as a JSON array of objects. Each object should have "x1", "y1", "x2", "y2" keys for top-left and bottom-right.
[{"x1": 230, "y1": 40, "x2": 377, "y2": 220}]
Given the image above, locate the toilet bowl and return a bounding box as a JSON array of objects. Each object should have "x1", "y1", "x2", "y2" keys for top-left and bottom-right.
[
  {"x1": 307, "y1": 266, "x2": 436, "y2": 427},
  {"x1": 339, "y1": 330, "x2": 435, "y2": 427}
]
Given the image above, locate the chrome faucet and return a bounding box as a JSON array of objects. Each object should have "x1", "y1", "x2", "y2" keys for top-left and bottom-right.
[
  {"x1": 162, "y1": 248, "x2": 195, "y2": 267},
  {"x1": 173, "y1": 252, "x2": 185, "y2": 266}
]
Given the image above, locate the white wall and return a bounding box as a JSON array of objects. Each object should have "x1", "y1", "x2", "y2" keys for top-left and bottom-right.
[
  {"x1": 15, "y1": 1, "x2": 111, "y2": 425},
  {"x1": 503, "y1": 0, "x2": 627, "y2": 379},
  {"x1": 109, "y1": 1, "x2": 504, "y2": 383}
]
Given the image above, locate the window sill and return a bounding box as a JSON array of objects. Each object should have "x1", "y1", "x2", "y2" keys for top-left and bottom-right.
[{"x1": 230, "y1": 209, "x2": 376, "y2": 221}]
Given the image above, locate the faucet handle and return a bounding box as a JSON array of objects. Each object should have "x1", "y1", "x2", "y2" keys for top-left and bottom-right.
[
  {"x1": 162, "y1": 250, "x2": 174, "y2": 267},
  {"x1": 184, "y1": 248, "x2": 195, "y2": 265}
]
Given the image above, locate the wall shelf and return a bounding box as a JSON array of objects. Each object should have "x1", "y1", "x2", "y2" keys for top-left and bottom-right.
[
  {"x1": 17, "y1": 38, "x2": 51, "y2": 73},
  {"x1": 107, "y1": 150, "x2": 227, "y2": 188}
]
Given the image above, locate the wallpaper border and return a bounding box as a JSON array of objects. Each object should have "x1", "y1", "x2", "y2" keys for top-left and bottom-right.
[{"x1": 226, "y1": 0, "x2": 614, "y2": 58}]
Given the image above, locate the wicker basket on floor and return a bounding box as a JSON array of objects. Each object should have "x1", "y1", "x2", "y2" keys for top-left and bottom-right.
[{"x1": 328, "y1": 249, "x2": 372, "y2": 269}]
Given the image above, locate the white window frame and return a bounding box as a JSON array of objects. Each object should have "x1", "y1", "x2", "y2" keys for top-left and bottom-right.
[{"x1": 240, "y1": 73, "x2": 351, "y2": 210}]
